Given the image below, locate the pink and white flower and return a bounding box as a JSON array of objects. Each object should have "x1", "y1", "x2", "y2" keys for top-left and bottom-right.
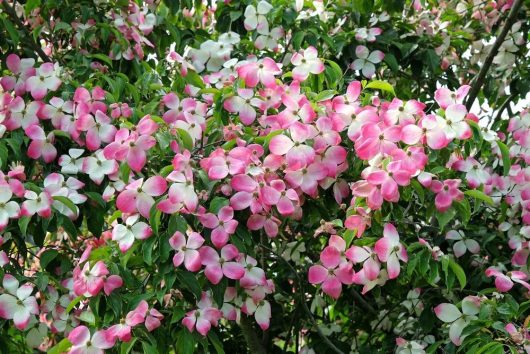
[
  {"x1": 291, "y1": 46, "x2": 325, "y2": 81},
  {"x1": 112, "y1": 214, "x2": 153, "y2": 252},
  {"x1": 0, "y1": 275, "x2": 39, "y2": 330},
  {"x1": 374, "y1": 223, "x2": 408, "y2": 279},
  {"x1": 169, "y1": 230, "x2": 205, "y2": 272}
]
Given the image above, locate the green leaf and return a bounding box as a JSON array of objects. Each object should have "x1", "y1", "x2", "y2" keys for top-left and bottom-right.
[
  {"x1": 497, "y1": 140, "x2": 511, "y2": 176},
  {"x1": 66, "y1": 295, "x2": 83, "y2": 313},
  {"x1": 453, "y1": 198, "x2": 471, "y2": 225},
  {"x1": 40, "y1": 249, "x2": 59, "y2": 268},
  {"x1": 2, "y1": 19, "x2": 20, "y2": 45},
  {"x1": 48, "y1": 338, "x2": 72, "y2": 354},
  {"x1": 448, "y1": 259, "x2": 467, "y2": 289},
  {"x1": 120, "y1": 338, "x2": 137, "y2": 354},
  {"x1": 149, "y1": 201, "x2": 162, "y2": 236},
  {"x1": 314, "y1": 90, "x2": 337, "y2": 102},
  {"x1": 464, "y1": 189, "x2": 494, "y2": 206},
  {"x1": 177, "y1": 271, "x2": 202, "y2": 299},
  {"x1": 435, "y1": 208, "x2": 456, "y2": 230},
  {"x1": 88, "y1": 53, "x2": 113, "y2": 66},
  {"x1": 365, "y1": 80, "x2": 396, "y2": 96},
  {"x1": 383, "y1": 53, "x2": 399, "y2": 72},
  {"x1": 18, "y1": 217, "x2": 31, "y2": 236},
  {"x1": 208, "y1": 332, "x2": 225, "y2": 354},
  {"x1": 176, "y1": 128, "x2": 194, "y2": 151},
  {"x1": 53, "y1": 196, "x2": 78, "y2": 215},
  {"x1": 176, "y1": 330, "x2": 196, "y2": 354},
  {"x1": 85, "y1": 192, "x2": 106, "y2": 208},
  {"x1": 209, "y1": 197, "x2": 229, "y2": 214},
  {"x1": 292, "y1": 31, "x2": 306, "y2": 50}
]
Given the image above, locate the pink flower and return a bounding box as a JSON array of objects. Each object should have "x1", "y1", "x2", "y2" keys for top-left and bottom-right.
[
  {"x1": 82, "y1": 150, "x2": 118, "y2": 185},
  {"x1": 237, "y1": 58, "x2": 281, "y2": 88},
  {"x1": 76, "y1": 110, "x2": 117, "y2": 151},
  {"x1": 269, "y1": 123, "x2": 317, "y2": 169},
  {"x1": 308, "y1": 236, "x2": 354, "y2": 299},
  {"x1": 73, "y1": 261, "x2": 109, "y2": 297},
  {"x1": 108, "y1": 300, "x2": 149, "y2": 342},
  {"x1": 167, "y1": 171, "x2": 198, "y2": 211},
  {"x1": 25, "y1": 62, "x2": 61, "y2": 100},
  {"x1": 170, "y1": 230, "x2": 205, "y2": 272},
  {"x1": 112, "y1": 214, "x2": 153, "y2": 252},
  {"x1": 291, "y1": 46, "x2": 325, "y2": 81},
  {"x1": 182, "y1": 292, "x2": 222, "y2": 336},
  {"x1": 25, "y1": 125, "x2": 57, "y2": 163},
  {"x1": 374, "y1": 223, "x2": 408, "y2": 279},
  {"x1": 445, "y1": 230, "x2": 480, "y2": 257},
  {"x1": 244, "y1": 298, "x2": 271, "y2": 330},
  {"x1": 116, "y1": 176, "x2": 168, "y2": 218},
  {"x1": 67, "y1": 326, "x2": 115, "y2": 354},
  {"x1": 0, "y1": 275, "x2": 39, "y2": 330},
  {"x1": 21, "y1": 190, "x2": 52, "y2": 218},
  {"x1": 346, "y1": 245, "x2": 380, "y2": 281},
  {"x1": 434, "y1": 296, "x2": 480, "y2": 345},
  {"x1": 365, "y1": 164, "x2": 412, "y2": 202},
  {"x1": 344, "y1": 207, "x2": 371, "y2": 238},
  {"x1": 0, "y1": 54, "x2": 35, "y2": 95},
  {"x1": 284, "y1": 162, "x2": 328, "y2": 197},
  {"x1": 223, "y1": 88, "x2": 258, "y2": 125},
  {"x1": 200, "y1": 245, "x2": 245, "y2": 284},
  {"x1": 354, "y1": 123, "x2": 400, "y2": 160},
  {"x1": 0, "y1": 185, "x2": 20, "y2": 231},
  {"x1": 430, "y1": 179, "x2": 464, "y2": 212},
  {"x1": 434, "y1": 85, "x2": 471, "y2": 109},
  {"x1": 199, "y1": 206, "x2": 239, "y2": 248},
  {"x1": 485, "y1": 267, "x2": 530, "y2": 292},
  {"x1": 145, "y1": 308, "x2": 164, "y2": 332},
  {"x1": 351, "y1": 45, "x2": 384, "y2": 78}
]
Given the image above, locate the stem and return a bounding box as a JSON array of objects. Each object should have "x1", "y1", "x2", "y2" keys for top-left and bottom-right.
[
  {"x1": 465, "y1": 0, "x2": 524, "y2": 110},
  {"x1": 1, "y1": 1, "x2": 51, "y2": 62},
  {"x1": 240, "y1": 315, "x2": 267, "y2": 354}
]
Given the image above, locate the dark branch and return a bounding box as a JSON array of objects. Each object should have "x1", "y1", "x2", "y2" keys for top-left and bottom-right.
[
  {"x1": 465, "y1": 0, "x2": 524, "y2": 110},
  {"x1": 1, "y1": 1, "x2": 51, "y2": 62}
]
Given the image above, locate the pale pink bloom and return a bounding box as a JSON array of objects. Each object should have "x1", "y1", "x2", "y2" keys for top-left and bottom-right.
[
  {"x1": 247, "y1": 213, "x2": 280, "y2": 237},
  {"x1": 351, "y1": 180, "x2": 384, "y2": 210},
  {"x1": 351, "y1": 45, "x2": 384, "y2": 78},
  {"x1": 269, "y1": 122, "x2": 317, "y2": 168},
  {"x1": 344, "y1": 207, "x2": 371, "y2": 238},
  {"x1": 116, "y1": 176, "x2": 168, "y2": 218},
  {"x1": 453, "y1": 157, "x2": 490, "y2": 188},
  {"x1": 430, "y1": 179, "x2": 464, "y2": 212},
  {"x1": 59, "y1": 149, "x2": 85, "y2": 174},
  {"x1": 0, "y1": 54, "x2": 36, "y2": 95},
  {"x1": 440, "y1": 104, "x2": 472, "y2": 141},
  {"x1": 346, "y1": 246, "x2": 380, "y2": 281},
  {"x1": 239, "y1": 255, "x2": 267, "y2": 288},
  {"x1": 42, "y1": 96, "x2": 74, "y2": 129},
  {"x1": 182, "y1": 292, "x2": 222, "y2": 336},
  {"x1": 255, "y1": 26, "x2": 283, "y2": 50},
  {"x1": 244, "y1": 298, "x2": 271, "y2": 330},
  {"x1": 237, "y1": 58, "x2": 281, "y2": 88},
  {"x1": 199, "y1": 206, "x2": 238, "y2": 248},
  {"x1": 434, "y1": 296, "x2": 480, "y2": 345},
  {"x1": 0, "y1": 185, "x2": 20, "y2": 231},
  {"x1": 291, "y1": 46, "x2": 325, "y2": 81},
  {"x1": 244, "y1": 1, "x2": 273, "y2": 31},
  {"x1": 374, "y1": 223, "x2": 408, "y2": 279},
  {"x1": 68, "y1": 326, "x2": 115, "y2": 354},
  {"x1": 384, "y1": 98, "x2": 425, "y2": 125},
  {"x1": 446, "y1": 230, "x2": 480, "y2": 257},
  {"x1": 261, "y1": 179, "x2": 299, "y2": 215},
  {"x1": 365, "y1": 164, "x2": 412, "y2": 202},
  {"x1": 485, "y1": 267, "x2": 530, "y2": 292},
  {"x1": 229, "y1": 174, "x2": 264, "y2": 213},
  {"x1": 285, "y1": 162, "x2": 328, "y2": 197},
  {"x1": 167, "y1": 171, "x2": 198, "y2": 211},
  {"x1": 82, "y1": 150, "x2": 118, "y2": 185},
  {"x1": 0, "y1": 275, "x2": 39, "y2": 330},
  {"x1": 76, "y1": 110, "x2": 117, "y2": 151},
  {"x1": 170, "y1": 231, "x2": 204, "y2": 272},
  {"x1": 25, "y1": 125, "x2": 57, "y2": 163},
  {"x1": 108, "y1": 300, "x2": 148, "y2": 342},
  {"x1": 25, "y1": 62, "x2": 61, "y2": 100},
  {"x1": 223, "y1": 88, "x2": 258, "y2": 125},
  {"x1": 354, "y1": 123, "x2": 400, "y2": 160},
  {"x1": 355, "y1": 27, "x2": 382, "y2": 42},
  {"x1": 73, "y1": 261, "x2": 109, "y2": 297},
  {"x1": 6, "y1": 98, "x2": 40, "y2": 130},
  {"x1": 200, "y1": 245, "x2": 245, "y2": 284},
  {"x1": 43, "y1": 173, "x2": 86, "y2": 219},
  {"x1": 434, "y1": 85, "x2": 471, "y2": 109},
  {"x1": 21, "y1": 190, "x2": 52, "y2": 218},
  {"x1": 308, "y1": 237, "x2": 354, "y2": 299},
  {"x1": 145, "y1": 308, "x2": 164, "y2": 332},
  {"x1": 112, "y1": 214, "x2": 152, "y2": 252}
]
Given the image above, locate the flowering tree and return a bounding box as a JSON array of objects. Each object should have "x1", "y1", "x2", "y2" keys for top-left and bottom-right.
[{"x1": 0, "y1": 0, "x2": 530, "y2": 353}]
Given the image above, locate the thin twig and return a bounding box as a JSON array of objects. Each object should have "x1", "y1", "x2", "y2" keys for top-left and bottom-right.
[
  {"x1": 465, "y1": 0, "x2": 524, "y2": 110},
  {"x1": 260, "y1": 244, "x2": 346, "y2": 354},
  {"x1": 1, "y1": 1, "x2": 51, "y2": 62}
]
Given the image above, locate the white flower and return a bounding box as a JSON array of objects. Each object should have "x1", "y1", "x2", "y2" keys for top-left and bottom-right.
[{"x1": 351, "y1": 45, "x2": 384, "y2": 78}]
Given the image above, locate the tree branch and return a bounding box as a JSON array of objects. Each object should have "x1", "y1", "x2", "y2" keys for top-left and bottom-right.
[
  {"x1": 465, "y1": 0, "x2": 524, "y2": 110},
  {"x1": 240, "y1": 316, "x2": 267, "y2": 354},
  {"x1": 1, "y1": 1, "x2": 51, "y2": 62}
]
